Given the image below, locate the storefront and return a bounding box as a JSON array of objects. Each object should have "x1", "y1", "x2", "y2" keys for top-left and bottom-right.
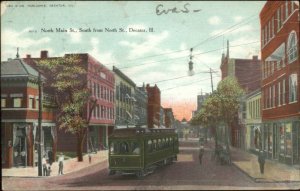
[
  {"x1": 262, "y1": 119, "x2": 300, "y2": 165},
  {"x1": 247, "y1": 124, "x2": 262, "y2": 153},
  {"x1": 1, "y1": 121, "x2": 57, "y2": 168}
]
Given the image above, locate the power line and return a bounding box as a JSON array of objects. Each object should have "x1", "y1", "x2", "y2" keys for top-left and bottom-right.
[{"x1": 116, "y1": 14, "x2": 259, "y2": 63}]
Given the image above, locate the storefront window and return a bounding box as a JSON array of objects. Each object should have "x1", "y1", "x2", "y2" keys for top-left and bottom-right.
[
  {"x1": 285, "y1": 123, "x2": 292, "y2": 156},
  {"x1": 279, "y1": 123, "x2": 285, "y2": 156},
  {"x1": 263, "y1": 124, "x2": 268, "y2": 152},
  {"x1": 268, "y1": 127, "x2": 273, "y2": 154}
]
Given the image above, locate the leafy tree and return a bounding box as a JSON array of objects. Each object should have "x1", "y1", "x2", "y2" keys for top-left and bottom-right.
[
  {"x1": 215, "y1": 76, "x2": 244, "y2": 163},
  {"x1": 191, "y1": 76, "x2": 244, "y2": 163},
  {"x1": 37, "y1": 55, "x2": 96, "y2": 162}
]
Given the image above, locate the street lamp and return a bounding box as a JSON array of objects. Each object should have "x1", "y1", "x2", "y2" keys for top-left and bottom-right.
[{"x1": 188, "y1": 48, "x2": 195, "y2": 76}]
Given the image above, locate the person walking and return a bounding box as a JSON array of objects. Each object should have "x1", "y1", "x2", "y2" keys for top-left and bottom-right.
[
  {"x1": 58, "y1": 153, "x2": 64, "y2": 175},
  {"x1": 258, "y1": 150, "x2": 265, "y2": 174},
  {"x1": 48, "y1": 150, "x2": 53, "y2": 166},
  {"x1": 42, "y1": 155, "x2": 47, "y2": 176},
  {"x1": 198, "y1": 145, "x2": 205, "y2": 165}
]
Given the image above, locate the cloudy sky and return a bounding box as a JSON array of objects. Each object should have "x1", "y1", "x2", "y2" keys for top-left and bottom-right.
[{"x1": 1, "y1": 1, "x2": 266, "y2": 121}]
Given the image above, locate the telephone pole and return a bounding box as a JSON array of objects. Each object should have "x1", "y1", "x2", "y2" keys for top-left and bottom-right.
[
  {"x1": 38, "y1": 72, "x2": 43, "y2": 176},
  {"x1": 210, "y1": 68, "x2": 214, "y2": 93}
]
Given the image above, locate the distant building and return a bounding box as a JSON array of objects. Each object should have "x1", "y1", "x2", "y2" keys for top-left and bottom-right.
[
  {"x1": 197, "y1": 93, "x2": 210, "y2": 111},
  {"x1": 1, "y1": 57, "x2": 56, "y2": 168},
  {"x1": 164, "y1": 108, "x2": 175, "y2": 128},
  {"x1": 260, "y1": 1, "x2": 299, "y2": 165},
  {"x1": 146, "y1": 84, "x2": 161, "y2": 128},
  {"x1": 113, "y1": 66, "x2": 136, "y2": 128}
]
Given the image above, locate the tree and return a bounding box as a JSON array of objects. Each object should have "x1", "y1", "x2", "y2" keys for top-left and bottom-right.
[
  {"x1": 216, "y1": 76, "x2": 244, "y2": 163},
  {"x1": 191, "y1": 92, "x2": 221, "y2": 151},
  {"x1": 37, "y1": 55, "x2": 96, "y2": 162},
  {"x1": 191, "y1": 76, "x2": 244, "y2": 163}
]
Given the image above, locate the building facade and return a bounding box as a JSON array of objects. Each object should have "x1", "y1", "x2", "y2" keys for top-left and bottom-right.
[
  {"x1": 260, "y1": 1, "x2": 300, "y2": 165},
  {"x1": 164, "y1": 108, "x2": 175, "y2": 128},
  {"x1": 1, "y1": 58, "x2": 56, "y2": 168},
  {"x1": 113, "y1": 66, "x2": 136, "y2": 128},
  {"x1": 146, "y1": 84, "x2": 161, "y2": 128},
  {"x1": 135, "y1": 85, "x2": 148, "y2": 127},
  {"x1": 24, "y1": 51, "x2": 115, "y2": 152},
  {"x1": 244, "y1": 90, "x2": 262, "y2": 153}
]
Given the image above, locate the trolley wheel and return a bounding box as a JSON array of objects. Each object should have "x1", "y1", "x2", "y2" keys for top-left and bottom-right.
[
  {"x1": 136, "y1": 170, "x2": 145, "y2": 179},
  {"x1": 109, "y1": 170, "x2": 116, "y2": 175}
]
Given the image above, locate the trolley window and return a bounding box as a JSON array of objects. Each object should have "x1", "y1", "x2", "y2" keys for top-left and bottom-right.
[
  {"x1": 147, "y1": 140, "x2": 152, "y2": 152},
  {"x1": 109, "y1": 142, "x2": 119, "y2": 154},
  {"x1": 131, "y1": 142, "x2": 140, "y2": 155},
  {"x1": 120, "y1": 141, "x2": 129, "y2": 154}
]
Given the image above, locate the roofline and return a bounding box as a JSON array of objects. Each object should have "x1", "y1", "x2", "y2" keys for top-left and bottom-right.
[{"x1": 113, "y1": 66, "x2": 136, "y2": 87}]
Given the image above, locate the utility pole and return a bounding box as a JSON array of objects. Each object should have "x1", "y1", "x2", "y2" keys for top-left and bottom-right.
[
  {"x1": 38, "y1": 72, "x2": 43, "y2": 176},
  {"x1": 210, "y1": 68, "x2": 214, "y2": 93}
]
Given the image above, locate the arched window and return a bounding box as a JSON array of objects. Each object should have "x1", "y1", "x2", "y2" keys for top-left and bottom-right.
[{"x1": 287, "y1": 31, "x2": 298, "y2": 63}]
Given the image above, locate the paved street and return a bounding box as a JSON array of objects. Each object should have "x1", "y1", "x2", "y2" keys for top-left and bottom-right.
[{"x1": 2, "y1": 139, "x2": 300, "y2": 190}]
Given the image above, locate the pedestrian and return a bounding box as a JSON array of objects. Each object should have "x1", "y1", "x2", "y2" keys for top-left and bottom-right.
[
  {"x1": 46, "y1": 163, "x2": 51, "y2": 176},
  {"x1": 42, "y1": 155, "x2": 47, "y2": 176},
  {"x1": 258, "y1": 150, "x2": 265, "y2": 174},
  {"x1": 58, "y1": 152, "x2": 64, "y2": 175},
  {"x1": 88, "y1": 152, "x2": 92, "y2": 164},
  {"x1": 198, "y1": 145, "x2": 204, "y2": 165},
  {"x1": 48, "y1": 150, "x2": 53, "y2": 166}
]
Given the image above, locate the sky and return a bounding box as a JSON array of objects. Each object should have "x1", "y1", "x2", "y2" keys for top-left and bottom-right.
[{"x1": 1, "y1": 1, "x2": 266, "y2": 121}]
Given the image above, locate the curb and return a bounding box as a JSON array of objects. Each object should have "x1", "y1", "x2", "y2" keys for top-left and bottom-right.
[
  {"x1": 2, "y1": 156, "x2": 108, "y2": 178},
  {"x1": 232, "y1": 162, "x2": 300, "y2": 183}
]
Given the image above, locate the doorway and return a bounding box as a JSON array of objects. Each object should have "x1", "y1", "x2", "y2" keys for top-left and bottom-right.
[{"x1": 13, "y1": 127, "x2": 26, "y2": 167}]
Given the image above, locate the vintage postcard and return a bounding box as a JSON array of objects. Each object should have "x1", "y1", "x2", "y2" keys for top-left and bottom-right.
[{"x1": 1, "y1": 1, "x2": 300, "y2": 190}]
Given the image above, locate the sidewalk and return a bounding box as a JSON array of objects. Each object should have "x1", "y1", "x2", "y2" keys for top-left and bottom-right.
[
  {"x1": 2, "y1": 150, "x2": 108, "y2": 177},
  {"x1": 205, "y1": 139, "x2": 300, "y2": 183}
]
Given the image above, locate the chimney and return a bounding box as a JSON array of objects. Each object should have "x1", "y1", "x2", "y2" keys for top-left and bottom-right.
[
  {"x1": 252, "y1": 55, "x2": 258, "y2": 60},
  {"x1": 26, "y1": 54, "x2": 31, "y2": 58},
  {"x1": 40, "y1": 50, "x2": 48, "y2": 59}
]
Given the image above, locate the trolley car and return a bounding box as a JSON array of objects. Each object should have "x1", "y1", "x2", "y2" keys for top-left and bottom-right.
[{"x1": 108, "y1": 127, "x2": 179, "y2": 178}]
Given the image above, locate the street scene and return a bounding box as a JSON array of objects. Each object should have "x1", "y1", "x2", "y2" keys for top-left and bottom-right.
[
  {"x1": 2, "y1": 139, "x2": 300, "y2": 190},
  {"x1": 1, "y1": 1, "x2": 300, "y2": 190}
]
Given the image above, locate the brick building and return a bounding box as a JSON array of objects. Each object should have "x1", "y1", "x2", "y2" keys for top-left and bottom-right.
[
  {"x1": 146, "y1": 84, "x2": 161, "y2": 128},
  {"x1": 1, "y1": 57, "x2": 56, "y2": 168},
  {"x1": 164, "y1": 108, "x2": 175, "y2": 128},
  {"x1": 24, "y1": 51, "x2": 115, "y2": 152},
  {"x1": 260, "y1": 1, "x2": 299, "y2": 165}
]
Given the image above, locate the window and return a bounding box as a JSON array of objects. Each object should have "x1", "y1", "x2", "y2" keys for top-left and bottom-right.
[
  {"x1": 277, "y1": 8, "x2": 282, "y2": 31},
  {"x1": 285, "y1": 1, "x2": 288, "y2": 20},
  {"x1": 283, "y1": 79, "x2": 286, "y2": 104},
  {"x1": 13, "y1": 98, "x2": 22, "y2": 108},
  {"x1": 36, "y1": 98, "x2": 39, "y2": 109},
  {"x1": 273, "y1": 85, "x2": 276, "y2": 107},
  {"x1": 269, "y1": 86, "x2": 272, "y2": 108},
  {"x1": 271, "y1": 16, "x2": 274, "y2": 37},
  {"x1": 278, "y1": 82, "x2": 281, "y2": 106},
  {"x1": 1, "y1": 98, "x2": 6, "y2": 108},
  {"x1": 289, "y1": 74, "x2": 297, "y2": 103},
  {"x1": 291, "y1": 1, "x2": 294, "y2": 13},
  {"x1": 97, "y1": 84, "x2": 100, "y2": 98},
  {"x1": 262, "y1": 29, "x2": 264, "y2": 47},
  {"x1": 29, "y1": 97, "x2": 34, "y2": 108},
  {"x1": 268, "y1": 21, "x2": 271, "y2": 41},
  {"x1": 287, "y1": 31, "x2": 298, "y2": 63}
]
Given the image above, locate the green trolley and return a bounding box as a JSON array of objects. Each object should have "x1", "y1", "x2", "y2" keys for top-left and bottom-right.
[{"x1": 108, "y1": 127, "x2": 179, "y2": 178}]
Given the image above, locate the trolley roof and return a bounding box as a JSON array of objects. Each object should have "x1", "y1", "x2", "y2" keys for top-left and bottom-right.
[{"x1": 109, "y1": 127, "x2": 176, "y2": 138}]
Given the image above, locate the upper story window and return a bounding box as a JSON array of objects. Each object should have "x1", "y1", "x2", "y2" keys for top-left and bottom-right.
[
  {"x1": 289, "y1": 73, "x2": 298, "y2": 103},
  {"x1": 13, "y1": 98, "x2": 22, "y2": 108},
  {"x1": 277, "y1": 8, "x2": 282, "y2": 31},
  {"x1": 1, "y1": 98, "x2": 6, "y2": 108},
  {"x1": 287, "y1": 31, "x2": 298, "y2": 63},
  {"x1": 29, "y1": 97, "x2": 34, "y2": 109}
]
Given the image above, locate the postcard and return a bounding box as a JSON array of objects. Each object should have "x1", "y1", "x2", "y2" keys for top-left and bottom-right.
[{"x1": 1, "y1": 1, "x2": 300, "y2": 190}]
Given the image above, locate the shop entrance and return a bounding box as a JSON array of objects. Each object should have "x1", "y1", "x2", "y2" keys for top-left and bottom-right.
[{"x1": 13, "y1": 127, "x2": 26, "y2": 167}]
